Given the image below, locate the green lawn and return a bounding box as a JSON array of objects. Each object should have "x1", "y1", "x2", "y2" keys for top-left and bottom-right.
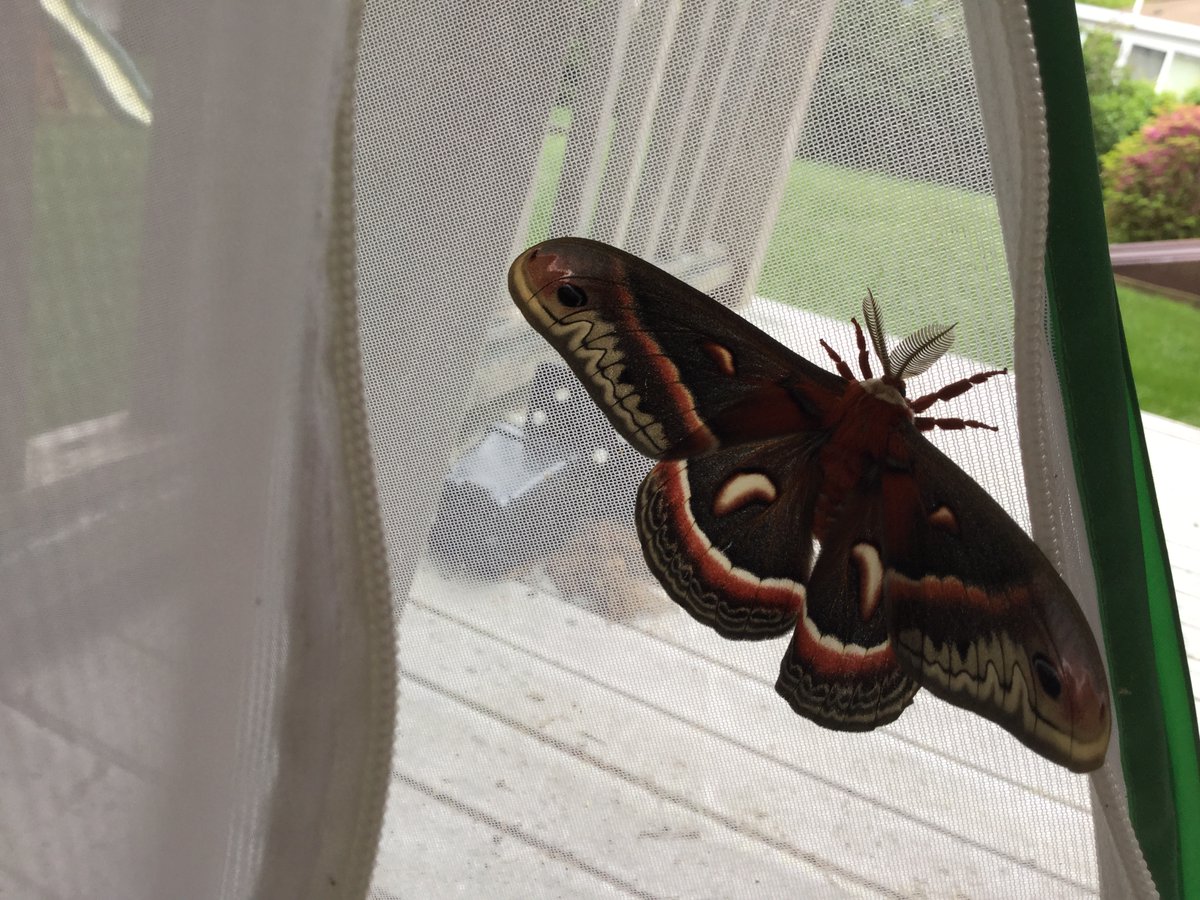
[
  {"x1": 524, "y1": 122, "x2": 1198, "y2": 426},
  {"x1": 26, "y1": 97, "x2": 1196, "y2": 437},
  {"x1": 526, "y1": 118, "x2": 568, "y2": 247},
  {"x1": 1116, "y1": 283, "x2": 1200, "y2": 427},
  {"x1": 759, "y1": 161, "x2": 1009, "y2": 365},
  {"x1": 528, "y1": 141, "x2": 1011, "y2": 366},
  {"x1": 30, "y1": 113, "x2": 147, "y2": 434}
]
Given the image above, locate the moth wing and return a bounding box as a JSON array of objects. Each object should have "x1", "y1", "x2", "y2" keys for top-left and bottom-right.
[
  {"x1": 776, "y1": 480, "x2": 920, "y2": 731},
  {"x1": 880, "y1": 429, "x2": 1111, "y2": 772},
  {"x1": 636, "y1": 434, "x2": 824, "y2": 640},
  {"x1": 509, "y1": 238, "x2": 845, "y2": 459}
]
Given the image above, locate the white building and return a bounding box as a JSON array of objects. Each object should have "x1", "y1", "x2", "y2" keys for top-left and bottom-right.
[{"x1": 1078, "y1": 1, "x2": 1200, "y2": 93}]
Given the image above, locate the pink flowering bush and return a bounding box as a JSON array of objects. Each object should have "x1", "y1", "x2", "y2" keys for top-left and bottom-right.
[{"x1": 1102, "y1": 105, "x2": 1200, "y2": 242}]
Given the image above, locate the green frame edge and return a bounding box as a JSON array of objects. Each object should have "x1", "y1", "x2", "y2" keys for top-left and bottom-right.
[{"x1": 1027, "y1": 3, "x2": 1200, "y2": 898}]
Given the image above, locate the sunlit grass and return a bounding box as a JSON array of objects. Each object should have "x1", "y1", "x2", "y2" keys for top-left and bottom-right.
[
  {"x1": 30, "y1": 112, "x2": 148, "y2": 433},
  {"x1": 32, "y1": 99, "x2": 1189, "y2": 438},
  {"x1": 759, "y1": 161, "x2": 1010, "y2": 365},
  {"x1": 1116, "y1": 282, "x2": 1200, "y2": 427}
]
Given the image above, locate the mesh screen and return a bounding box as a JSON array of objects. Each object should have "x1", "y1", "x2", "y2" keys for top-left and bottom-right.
[
  {"x1": 357, "y1": 1, "x2": 1101, "y2": 897},
  {"x1": 0, "y1": 1, "x2": 387, "y2": 895}
]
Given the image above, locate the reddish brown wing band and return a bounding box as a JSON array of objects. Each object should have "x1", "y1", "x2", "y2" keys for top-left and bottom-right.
[
  {"x1": 507, "y1": 238, "x2": 844, "y2": 459},
  {"x1": 508, "y1": 237, "x2": 1111, "y2": 773},
  {"x1": 879, "y1": 438, "x2": 1111, "y2": 769}
]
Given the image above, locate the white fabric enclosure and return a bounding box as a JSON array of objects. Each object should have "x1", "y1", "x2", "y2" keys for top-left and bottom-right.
[
  {"x1": 0, "y1": 1, "x2": 391, "y2": 897},
  {"x1": 0, "y1": 0, "x2": 1172, "y2": 897}
]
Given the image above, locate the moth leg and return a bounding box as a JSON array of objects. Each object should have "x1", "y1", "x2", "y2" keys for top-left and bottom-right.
[
  {"x1": 910, "y1": 369, "x2": 1007, "y2": 413},
  {"x1": 851, "y1": 317, "x2": 873, "y2": 380},
  {"x1": 915, "y1": 416, "x2": 999, "y2": 433},
  {"x1": 819, "y1": 339, "x2": 856, "y2": 381}
]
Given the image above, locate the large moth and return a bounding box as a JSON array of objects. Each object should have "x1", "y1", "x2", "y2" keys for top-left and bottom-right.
[{"x1": 508, "y1": 237, "x2": 1111, "y2": 773}]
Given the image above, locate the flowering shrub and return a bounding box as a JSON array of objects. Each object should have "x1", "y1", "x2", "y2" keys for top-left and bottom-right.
[
  {"x1": 1102, "y1": 105, "x2": 1200, "y2": 242},
  {"x1": 1083, "y1": 31, "x2": 1169, "y2": 157}
]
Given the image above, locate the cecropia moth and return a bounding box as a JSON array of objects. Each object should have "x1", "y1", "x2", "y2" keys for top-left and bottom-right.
[{"x1": 508, "y1": 237, "x2": 1110, "y2": 773}]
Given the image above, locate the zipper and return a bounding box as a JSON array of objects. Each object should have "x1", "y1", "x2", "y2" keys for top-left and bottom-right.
[
  {"x1": 1001, "y1": 2, "x2": 1157, "y2": 897},
  {"x1": 325, "y1": 0, "x2": 399, "y2": 893}
]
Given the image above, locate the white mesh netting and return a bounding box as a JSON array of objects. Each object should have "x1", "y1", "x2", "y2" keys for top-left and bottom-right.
[
  {"x1": 0, "y1": 1, "x2": 389, "y2": 896},
  {"x1": 0, "y1": 0, "x2": 1150, "y2": 897},
  {"x1": 358, "y1": 1, "x2": 1130, "y2": 898}
]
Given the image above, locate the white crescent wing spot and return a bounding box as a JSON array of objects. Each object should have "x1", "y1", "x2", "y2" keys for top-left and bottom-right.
[
  {"x1": 712, "y1": 472, "x2": 778, "y2": 517},
  {"x1": 851, "y1": 543, "x2": 883, "y2": 621}
]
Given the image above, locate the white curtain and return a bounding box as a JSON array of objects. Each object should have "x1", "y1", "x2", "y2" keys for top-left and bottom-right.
[
  {"x1": 0, "y1": 1, "x2": 391, "y2": 897},
  {"x1": 0, "y1": 0, "x2": 1157, "y2": 897}
]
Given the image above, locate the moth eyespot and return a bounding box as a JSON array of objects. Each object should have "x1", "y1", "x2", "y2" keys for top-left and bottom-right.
[
  {"x1": 557, "y1": 283, "x2": 588, "y2": 308},
  {"x1": 1032, "y1": 653, "x2": 1063, "y2": 700}
]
